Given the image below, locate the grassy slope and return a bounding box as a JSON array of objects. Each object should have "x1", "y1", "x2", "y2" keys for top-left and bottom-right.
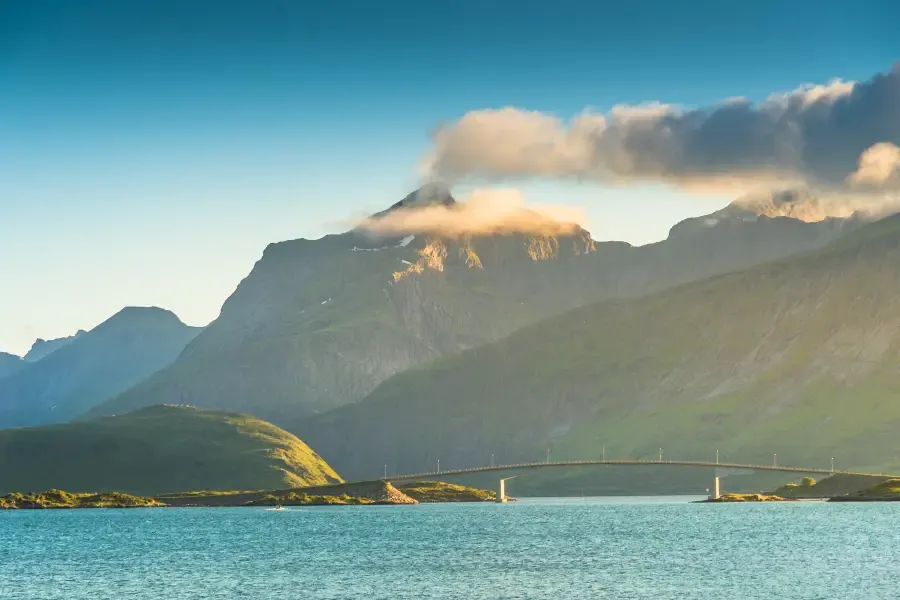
[
  {"x1": 0, "y1": 405, "x2": 342, "y2": 495},
  {"x1": 774, "y1": 474, "x2": 890, "y2": 498},
  {"x1": 850, "y1": 478, "x2": 900, "y2": 498},
  {"x1": 297, "y1": 214, "x2": 900, "y2": 489},
  {"x1": 395, "y1": 481, "x2": 495, "y2": 502}
]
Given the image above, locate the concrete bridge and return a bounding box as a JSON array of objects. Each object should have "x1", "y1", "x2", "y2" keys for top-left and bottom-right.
[{"x1": 379, "y1": 459, "x2": 891, "y2": 502}]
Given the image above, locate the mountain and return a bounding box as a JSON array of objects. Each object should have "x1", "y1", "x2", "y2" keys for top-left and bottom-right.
[
  {"x1": 23, "y1": 330, "x2": 86, "y2": 362},
  {"x1": 0, "y1": 405, "x2": 341, "y2": 495},
  {"x1": 0, "y1": 307, "x2": 201, "y2": 429},
  {"x1": 0, "y1": 352, "x2": 24, "y2": 379},
  {"x1": 295, "y1": 212, "x2": 900, "y2": 486},
  {"x1": 89, "y1": 186, "x2": 865, "y2": 426}
]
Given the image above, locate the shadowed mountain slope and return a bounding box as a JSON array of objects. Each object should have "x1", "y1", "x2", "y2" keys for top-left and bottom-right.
[
  {"x1": 0, "y1": 307, "x2": 201, "y2": 428},
  {"x1": 0, "y1": 352, "x2": 23, "y2": 380}
]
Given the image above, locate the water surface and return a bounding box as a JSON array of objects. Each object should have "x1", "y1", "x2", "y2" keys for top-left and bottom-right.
[{"x1": 2, "y1": 496, "x2": 898, "y2": 599}]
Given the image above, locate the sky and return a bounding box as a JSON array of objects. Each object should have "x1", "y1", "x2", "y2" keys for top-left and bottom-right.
[{"x1": 1, "y1": 0, "x2": 898, "y2": 355}]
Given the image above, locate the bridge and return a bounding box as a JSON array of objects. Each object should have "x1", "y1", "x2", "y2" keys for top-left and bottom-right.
[{"x1": 379, "y1": 459, "x2": 892, "y2": 502}]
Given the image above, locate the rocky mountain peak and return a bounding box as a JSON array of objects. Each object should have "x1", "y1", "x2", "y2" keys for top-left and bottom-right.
[
  {"x1": 372, "y1": 182, "x2": 455, "y2": 218},
  {"x1": 24, "y1": 330, "x2": 87, "y2": 362}
]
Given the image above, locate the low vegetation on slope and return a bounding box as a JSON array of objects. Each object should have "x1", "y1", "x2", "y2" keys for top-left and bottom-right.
[
  {"x1": 297, "y1": 213, "x2": 900, "y2": 492},
  {"x1": 773, "y1": 475, "x2": 890, "y2": 499},
  {"x1": 0, "y1": 405, "x2": 341, "y2": 495},
  {"x1": 159, "y1": 481, "x2": 414, "y2": 506},
  {"x1": 395, "y1": 481, "x2": 495, "y2": 502},
  {"x1": 836, "y1": 478, "x2": 900, "y2": 500},
  {"x1": 0, "y1": 489, "x2": 163, "y2": 509}
]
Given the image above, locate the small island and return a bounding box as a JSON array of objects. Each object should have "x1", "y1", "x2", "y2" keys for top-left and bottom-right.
[
  {"x1": 699, "y1": 493, "x2": 787, "y2": 503},
  {"x1": 0, "y1": 489, "x2": 164, "y2": 509},
  {"x1": 395, "y1": 481, "x2": 496, "y2": 502},
  {"x1": 829, "y1": 478, "x2": 900, "y2": 502},
  {"x1": 1, "y1": 481, "x2": 499, "y2": 509}
]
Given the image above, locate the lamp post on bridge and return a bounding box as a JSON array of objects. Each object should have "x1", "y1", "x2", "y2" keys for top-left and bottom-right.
[
  {"x1": 384, "y1": 464, "x2": 387, "y2": 479},
  {"x1": 773, "y1": 453, "x2": 777, "y2": 467},
  {"x1": 716, "y1": 449, "x2": 719, "y2": 465},
  {"x1": 659, "y1": 448, "x2": 663, "y2": 462},
  {"x1": 546, "y1": 448, "x2": 551, "y2": 464},
  {"x1": 491, "y1": 453, "x2": 494, "y2": 467},
  {"x1": 831, "y1": 457, "x2": 835, "y2": 473}
]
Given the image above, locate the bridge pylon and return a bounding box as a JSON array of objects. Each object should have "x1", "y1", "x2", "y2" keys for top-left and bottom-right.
[
  {"x1": 496, "y1": 475, "x2": 521, "y2": 503},
  {"x1": 709, "y1": 467, "x2": 755, "y2": 499}
]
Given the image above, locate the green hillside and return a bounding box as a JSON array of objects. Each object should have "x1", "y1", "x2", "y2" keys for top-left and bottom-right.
[
  {"x1": 296, "y1": 213, "x2": 900, "y2": 490},
  {"x1": 0, "y1": 405, "x2": 341, "y2": 495}
]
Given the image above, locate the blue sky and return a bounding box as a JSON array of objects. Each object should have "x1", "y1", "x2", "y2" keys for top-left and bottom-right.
[{"x1": 1, "y1": 0, "x2": 897, "y2": 354}]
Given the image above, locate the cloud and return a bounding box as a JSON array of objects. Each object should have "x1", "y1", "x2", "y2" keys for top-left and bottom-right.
[
  {"x1": 847, "y1": 143, "x2": 900, "y2": 189},
  {"x1": 423, "y1": 64, "x2": 900, "y2": 195},
  {"x1": 357, "y1": 188, "x2": 586, "y2": 237}
]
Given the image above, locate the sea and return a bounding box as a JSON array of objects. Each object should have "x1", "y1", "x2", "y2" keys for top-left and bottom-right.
[{"x1": 2, "y1": 496, "x2": 898, "y2": 599}]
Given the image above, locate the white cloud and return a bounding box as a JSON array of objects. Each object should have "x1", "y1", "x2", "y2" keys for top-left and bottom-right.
[
  {"x1": 357, "y1": 188, "x2": 585, "y2": 237},
  {"x1": 847, "y1": 143, "x2": 900, "y2": 189},
  {"x1": 423, "y1": 65, "x2": 900, "y2": 197}
]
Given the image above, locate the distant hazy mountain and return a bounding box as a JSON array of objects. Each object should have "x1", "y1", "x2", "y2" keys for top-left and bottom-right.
[
  {"x1": 23, "y1": 330, "x2": 86, "y2": 362},
  {"x1": 0, "y1": 405, "x2": 341, "y2": 495},
  {"x1": 0, "y1": 307, "x2": 201, "y2": 429},
  {"x1": 0, "y1": 352, "x2": 24, "y2": 379},
  {"x1": 297, "y1": 212, "x2": 900, "y2": 486},
  {"x1": 89, "y1": 186, "x2": 865, "y2": 426}
]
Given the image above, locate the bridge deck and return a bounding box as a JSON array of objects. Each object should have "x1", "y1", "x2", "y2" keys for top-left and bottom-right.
[{"x1": 378, "y1": 459, "x2": 892, "y2": 483}]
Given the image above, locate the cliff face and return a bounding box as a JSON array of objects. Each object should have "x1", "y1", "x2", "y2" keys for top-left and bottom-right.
[
  {"x1": 92, "y1": 228, "x2": 601, "y2": 423},
  {"x1": 90, "y1": 187, "x2": 865, "y2": 427}
]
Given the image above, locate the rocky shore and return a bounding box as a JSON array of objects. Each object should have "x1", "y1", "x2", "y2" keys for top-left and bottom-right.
[
  {"x1": 0, "y1": 489, "x2": 164, "y2": 509},
  {"x1": 698, "y1": 493, "x2": 787, "y2": 503},
  {"x1": 2, "y1": 481, "x2": 501, "y2": 509}
]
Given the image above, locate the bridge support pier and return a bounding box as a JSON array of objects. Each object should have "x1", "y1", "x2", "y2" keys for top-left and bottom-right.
[
  {"x1": 709, "y1": 475, "x2": 720, "y2": 500},
  {"x1": 496, "y1": 479, "x2": 507, "y2": 503}
]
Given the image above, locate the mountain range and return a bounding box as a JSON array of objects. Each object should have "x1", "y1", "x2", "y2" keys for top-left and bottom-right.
[
  {"x1": 295, "y1": 212, "x2": 900, "y2": 488},
  {"x1": 4, "y1": 184, "x2": 895, "y2": 496},
  {"x1": 0, "y1": 307, "x2": 201, "y2": 429},
  {"x1": 86, "y1": 186, "x2": 862, "y2": 427}
]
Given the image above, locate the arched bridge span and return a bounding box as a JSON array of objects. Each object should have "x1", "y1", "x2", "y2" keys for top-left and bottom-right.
[{"x1": 378, "y1": 460, "x2": 892, "y2": 502}]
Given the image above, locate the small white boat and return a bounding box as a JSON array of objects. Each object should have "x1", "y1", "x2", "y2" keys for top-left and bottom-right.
[{"x1": 265, "y1": 504, "x2": 285, "y2": 511}]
